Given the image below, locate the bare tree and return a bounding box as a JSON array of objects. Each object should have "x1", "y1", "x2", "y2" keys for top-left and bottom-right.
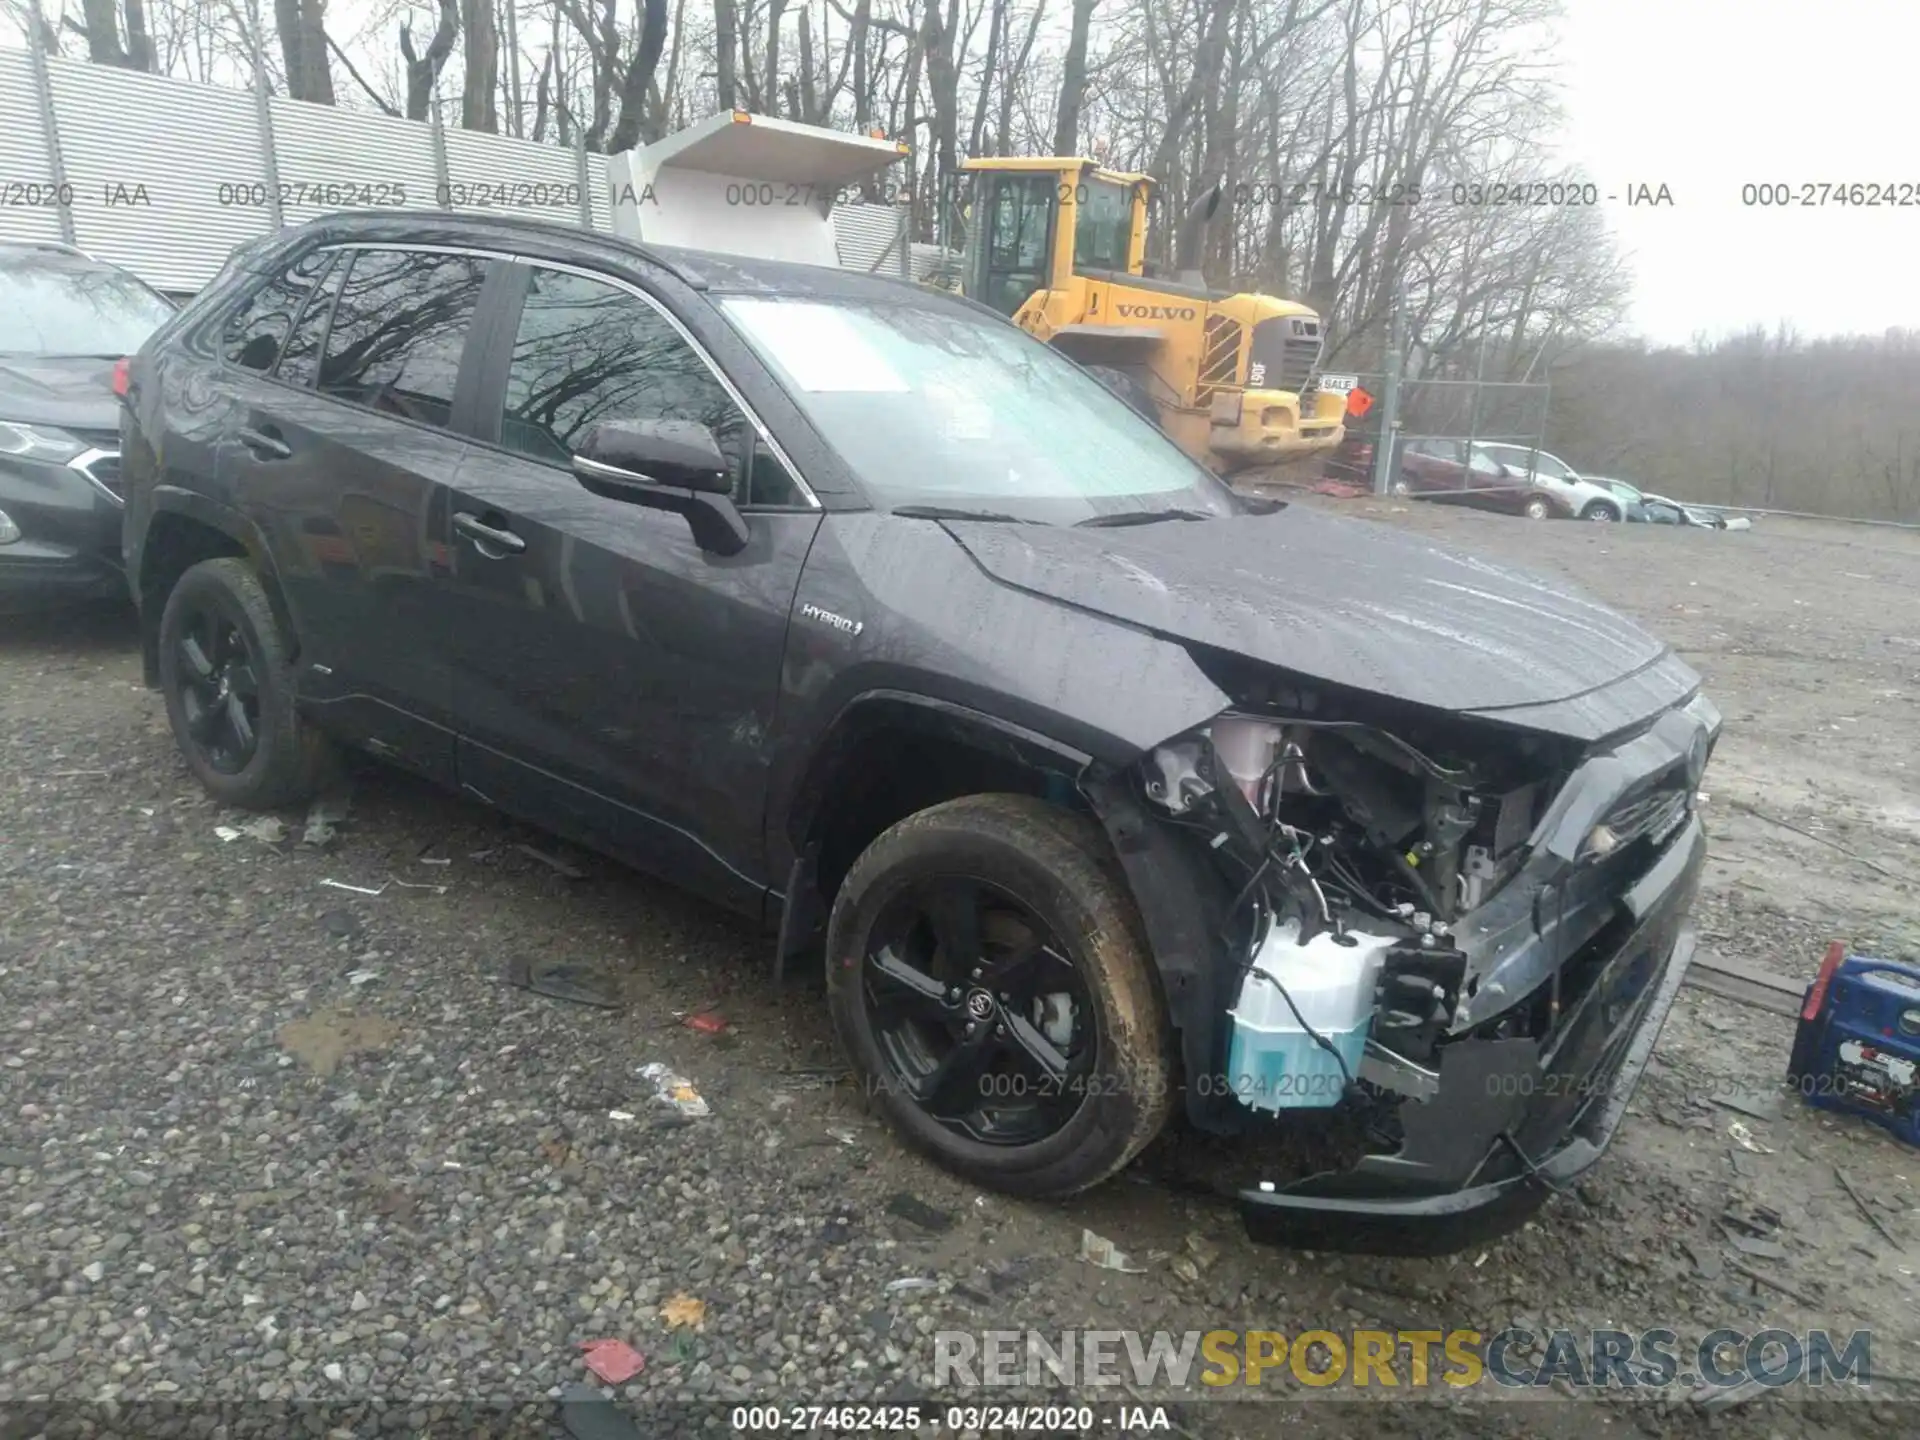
[
  {"x1": 398, "y1": 0, "x2": 458, "y2": 119},
  {"x1": 1050, "y1": 0, "x2": 1093, "y2": 155},
  {"x1": 67, "y1": 0, "x2": 154, "y2": 67},
  {"x1": 606, "y1": 0, "x2": 670, "y2": 147},
  {"x1": 273, "y1": 0, "x2": 333, "y2": 101},
  {"x1": 462, "y1": 0, "x2": 499, "y2": 128},
  {"x1": 714, "y1": 0, "x2": 740, "y2": 107}
]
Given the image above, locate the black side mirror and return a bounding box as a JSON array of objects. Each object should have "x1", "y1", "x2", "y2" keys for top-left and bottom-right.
[{"x1": 573, "y1": 419, "x2": 749, "y2": 556}]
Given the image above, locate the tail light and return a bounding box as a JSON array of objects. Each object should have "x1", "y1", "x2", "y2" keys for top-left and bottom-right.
[
  {"x1": 112, "y1": 357, "x2": 131, "y2": 398},
  {"x1": 1801, "y1": 940, "x2": 1846, "y2": 1022}
]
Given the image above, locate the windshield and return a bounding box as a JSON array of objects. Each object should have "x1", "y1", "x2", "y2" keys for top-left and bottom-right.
[
  {"x1": 719, "y1": 294, "x2": 1242, "y2": 523},
  {"x1": 0, "y1": 257, "x2": 177, "y2": 357},
  {"x1": 1606, "y1": 480, "x2": 1643, "y2": 502}
]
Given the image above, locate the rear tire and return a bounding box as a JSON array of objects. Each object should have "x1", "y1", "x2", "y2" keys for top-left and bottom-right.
[
  {"x1": 158, "y1": 557, "x2": 333, "y2": 810},
  {"x1": 826, "y1": 794, "x2": 1174, "y2": 1198},
  {"x1": 1523, "y1": 494, "x2": 1554, "y2": 521}
]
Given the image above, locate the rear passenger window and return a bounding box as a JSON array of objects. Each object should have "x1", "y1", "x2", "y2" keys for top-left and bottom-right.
[
  {"x1": 317, "y1": 249, "x2": 489, "y2": 431},
  {"x1": 274, "y1": 252, "x2": 344, "y2": 389},
  {"x1": 223, "y1": 249, "x2": 333, "y2": 374},
  {"x1": 496, "y1": 266, "x2": 804, "y2": 507}
]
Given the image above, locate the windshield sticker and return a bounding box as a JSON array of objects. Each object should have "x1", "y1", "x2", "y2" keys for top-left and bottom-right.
[{"x1": 727, "y1": 300, "x2": 910, "y2": 393}]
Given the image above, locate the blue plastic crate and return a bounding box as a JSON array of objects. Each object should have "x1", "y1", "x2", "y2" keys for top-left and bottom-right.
[{"x1": 1787, "y1": 945, "x2": 1920, "y2": 1148}]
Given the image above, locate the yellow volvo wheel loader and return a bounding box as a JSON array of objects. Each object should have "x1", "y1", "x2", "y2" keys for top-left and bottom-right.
[{"x1": 957, "y1": 158, "x2": 1351, "y2": 487}]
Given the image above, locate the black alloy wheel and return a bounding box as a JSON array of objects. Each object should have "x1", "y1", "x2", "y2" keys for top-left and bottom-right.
[
  {"x1": 157, "y1": 557, "x2": 333, "y2": 809},
  {"x1": 863, "y1": 875, "x2": 1097, "y2": 1146},
  {"x1": 172, "y1": 602, "x2": 262, "y2": 774},
  {"x1": 826, "y1": 794, "x2": 1173, "y2": 1198}
]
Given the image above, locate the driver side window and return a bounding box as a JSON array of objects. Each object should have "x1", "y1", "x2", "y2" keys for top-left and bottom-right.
[{"x1": 497, "y1": 266, "x2": 804, "y2": 508}]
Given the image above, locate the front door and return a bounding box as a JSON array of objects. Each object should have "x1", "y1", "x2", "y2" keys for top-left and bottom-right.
[{"x1": 439, "y1": 261, "x2": 820, "y2": 912}]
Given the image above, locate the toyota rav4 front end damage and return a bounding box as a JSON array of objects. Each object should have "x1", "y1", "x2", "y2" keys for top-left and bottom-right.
[
  {"x1": 123, "y1": 225, "x2": 1718, "y2": 1260},
  {"x1": 1085, "y1": 677, "x2": 1719, "y2": 1256}
]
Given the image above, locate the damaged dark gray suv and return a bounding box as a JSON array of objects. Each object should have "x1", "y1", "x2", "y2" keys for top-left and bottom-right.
[{"x1": 119, "y1": 213, "x2": 1717, "y2": 1255}]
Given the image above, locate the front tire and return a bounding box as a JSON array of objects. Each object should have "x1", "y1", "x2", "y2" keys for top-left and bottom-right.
[
  {"x1": 158, "y1": 557, "x2": 332, "y2": 809},
  {"x1": 1582, "y1": 502, "x2": 1620, "y2": 522},
  {"x1": 826, "y1": 794, "x2": 1173, "y2": 1198}
]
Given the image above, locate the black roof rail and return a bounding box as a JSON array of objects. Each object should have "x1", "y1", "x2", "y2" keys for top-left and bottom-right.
[{"x1": 300, "y1": 208, "x2": 708, "y2": 288}]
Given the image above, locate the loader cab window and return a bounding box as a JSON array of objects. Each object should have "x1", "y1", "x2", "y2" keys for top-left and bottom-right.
[
  {"x1": 1074, "y1": 179, "x2": 1132, "y2": 271},
  {"x1": 967, "y1": 173, "x2": 1055, "y2": 318}
]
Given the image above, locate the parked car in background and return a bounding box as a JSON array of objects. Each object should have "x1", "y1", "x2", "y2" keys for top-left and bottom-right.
[
  {"x1": 0, "y1": 240, "x2": 176, "y2": 612},
  {"x1": 1477, "y1": 444, "x2": 1625, "y2": 522},
  {"x1": 1325, "y1": 434, "x2": 1621, "y2": 523},
  {"x1": 119, "y1": 211, "x2": 1719, "y2": 1254},
  {"x1": 1325, "y1": 433, "x2": 1540, "y2": 517},
  {"x1": 1641, "y1": 492, "x2": 1747, "y2": 529},
  {"x1": 1396, "y1": 439, "x2": 1542, "y2": 515},
  {"x1": 1591, "y1": 477, "x2": 1653, "y2": 522}
]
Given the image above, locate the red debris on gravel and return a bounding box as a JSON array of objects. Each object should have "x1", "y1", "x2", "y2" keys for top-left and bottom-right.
[{"x1": 579, "y1": 1338, "x2": 646, "y2": 1384}]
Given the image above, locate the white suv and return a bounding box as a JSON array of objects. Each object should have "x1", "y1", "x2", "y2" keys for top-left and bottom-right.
[{"x1": 1475, "y1": 444, "x2": 1625, "y2": 521}]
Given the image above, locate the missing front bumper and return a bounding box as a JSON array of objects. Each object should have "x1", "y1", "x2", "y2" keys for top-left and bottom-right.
[{"x1": 1238, "y1": 917, "x2": 1697, "y2": 1256}]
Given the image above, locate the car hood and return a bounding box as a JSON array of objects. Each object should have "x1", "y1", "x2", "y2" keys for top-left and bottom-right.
[
  {"x1": 938, "y1": 507, "x2": 1690, "y2": 733},
  {"x1": 0, "y1": 355, "x2": 121, "y2": 432}
]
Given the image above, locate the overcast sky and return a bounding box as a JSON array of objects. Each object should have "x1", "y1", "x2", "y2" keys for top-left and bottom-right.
[{"x1": 1559, "y1": 0, "x2": 1918, "y2": 344}]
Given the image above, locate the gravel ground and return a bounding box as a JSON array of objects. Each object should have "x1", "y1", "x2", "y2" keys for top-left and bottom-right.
[{"x1": 2, "y1": 504, "x2": 1916, "y2": 1439}]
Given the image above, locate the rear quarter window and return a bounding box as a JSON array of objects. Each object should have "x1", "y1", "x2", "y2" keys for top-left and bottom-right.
[{"x1": 223, "y1": 249, "x2": 335, "y2": 374}]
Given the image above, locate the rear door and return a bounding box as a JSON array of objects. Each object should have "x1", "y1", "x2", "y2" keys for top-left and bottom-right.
[
  {"x1": 213, "y1": 244, "x2": 499, "y2": 785},
  {"x1": 436, "y1": 260, "x2": 821, "y2": 911}
]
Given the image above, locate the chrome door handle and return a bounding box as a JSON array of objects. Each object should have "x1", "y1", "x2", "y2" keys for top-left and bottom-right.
[
  {"x1": 453, "y1": 511, "x2": 526, "y2": 556},
  {"x1": 238, "y1": 425, "x2": 291, "y2": 459}
]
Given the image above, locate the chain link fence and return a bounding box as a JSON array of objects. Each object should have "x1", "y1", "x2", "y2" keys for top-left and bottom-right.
[{"x1": 1328, "y1": 372, "x2": 1553, "y2": 499}]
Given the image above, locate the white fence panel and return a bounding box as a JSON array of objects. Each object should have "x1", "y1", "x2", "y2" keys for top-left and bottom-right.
[
  {"x1": 833, "y1": 202, "x2": 907, "y2": 276},
  {"x1": 47, "y1": 56, "x2": 271, "y2": 290},
  {"x1": 271, "y1": 98, "x2": 442, "y2": 228},
  {"x1": 4, "y1": 46, "x2": 899, "y2": 290},
  {"x1": 0, "y1": 51, "x2": 66, "y2": 246}
]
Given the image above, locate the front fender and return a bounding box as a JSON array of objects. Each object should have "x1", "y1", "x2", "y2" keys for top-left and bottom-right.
[{"x1": 1081, "y1": 765, "x2": 1242, "y2": 1132}]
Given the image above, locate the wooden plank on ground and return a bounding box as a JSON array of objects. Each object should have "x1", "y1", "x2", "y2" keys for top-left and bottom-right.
[{"x1": 1684, "y1": 952, "x2": 1805, "y2": 1017}]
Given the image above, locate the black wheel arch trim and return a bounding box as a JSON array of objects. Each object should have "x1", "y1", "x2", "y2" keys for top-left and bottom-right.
[
  {"x1": 133, "y1": 486, "x2": 291, "y2": 689},
  {"x1": 773, "y1": 691, "x2": 1093, "y2": 958},
  {"x1": 1079, "y1": 766, "x2": 1242, "y2": 1132}
]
